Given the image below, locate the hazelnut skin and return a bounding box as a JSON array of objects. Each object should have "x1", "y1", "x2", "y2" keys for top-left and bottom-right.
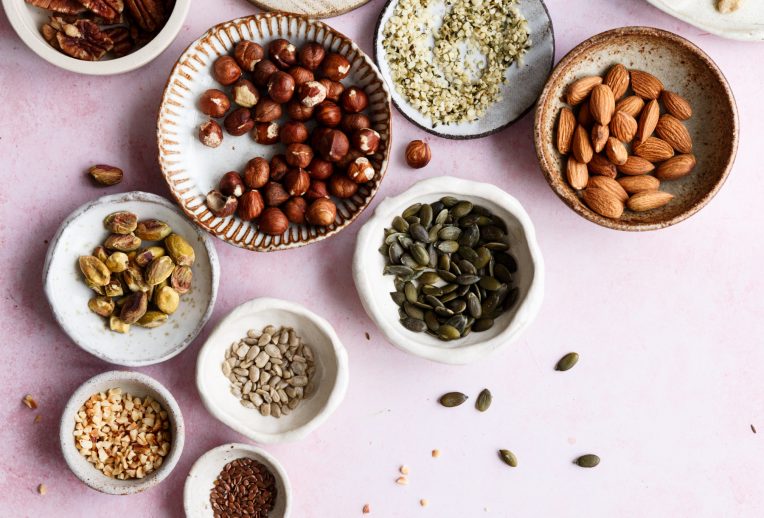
[
  {"x1": 341, "y1": 86, "x2": 369, "y2": 113},
  {"x1": 253, "y1": 98, "x2": 283, "y2": 122},
  {"x1": 244, "y1": 157, "x2": 270, "y2": 189},
  {"x1": 270, "y1": 155, "x2": 289, "y2": 181},
  {"x1": 405, "y1": 140, "x2": 431, "y2": 168},
  {"x1": 224, "y1": 107, "x2": 255, "y2": 136},
  {"x1": 307, "y1": 157, "x2": 334, "y2": 180},
  {"x1": 219, "y1": 171, "x2": 245, "y2": 197},
  {"x1": 285, "y1": 143, "x2": 314, "y2": 168},
  {"x1": 263, "y1": 181, "x2": 290, "y2": 206},
  {"x1": 351, "y1": 128, "x2": 381, "y2": 155},
  {"x1": 329, "y1": 174, "x2": 358, "y2": 198},
  {"x1": 283, "y1": 197, "x2": 307, "y2": 224},
  {"x1": 305, "y1": 179, "x2": 329, "y2": 200},
  {"x1": 206, "y1": 190, "x2": 237, "y2": 217},
  {"x1": 280, "y1": 121, "x2": 309, "y2": 145},
  {"x1": 267, "y1": 71, "x2": 296, "y2": 104},
  {"x1": 213, "y1": 55, "x2": 242, "y2": 85},
  {"x1": 319, "y1": 79, "x2": 344, "y2": 102},
  {"x1": 297, "y1": 81, "x2": 327, "y2": 108},
  {"x1": 269, "y1": 39, "x2": 297, "y2": 69},
  {"x1": 237, "y1": 190, "x2": 265, "y2": 220},
  {"x1": 319, "y1": 129, "x2": 350, "y2": 162},
  {"x1": 341, "y1": 113, "x2": 371, "y2": 133},
  {"x1": 199, "y1": 89, "x2": 230, "y2": 118},
  {"x1": 252, "y1": 122, "x2": 280, "y2": 145},
  {"x1": 306, "y1": 198, "x2": 337, "y2": 227},
  {"x1": 253, "y1": 59, "x2": 279, "y2": 86},
  {"x1": 299, "y1": 42, "x2": 325, "y2": 71},
  {"x1": 320, "y1": 52, "x2": 351, "y2": 81},
  {"x1": 199, "y1": 120, "x2": 223, "y2": 148},
  {"x1": 232, "y1": 79, "x2": 259, "y2": 108},
  {"x1": 286, "y1": 101, "x2": 314, "y2": 121},
  {"x1": 283, "y1": 168, "x2": 311, "y2": 197},
  {"x1": 289, "y1": 66, "x2": 314, "y2": 85},
  {"x1": 234, "y1": 40, "x2": 264, "y2": 71},
  {"x1": 315, "y1": 101, "x2": 342, "y2": 127},
  {"x1": 258, "y1": 208, "x2": 289, "y2": 235}
]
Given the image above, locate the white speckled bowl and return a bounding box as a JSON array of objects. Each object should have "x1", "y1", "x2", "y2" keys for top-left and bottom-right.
[
  {"x1": 184, "y1": 443, "x2": 292, "y2": 518},
  {"x1": 196, "y1": 298, "x2": 349, "y2": 443},
  {"x1": 646, "y1": 0, "x2": 764, "y2": 41},
  {"x1": 43, "y1": 191, "x2": 220, "y2": 366},
  {"x1": 353, "y1": 176, "x2": 545, "y2": 364},
  {"x1": 60, "y1": 370, "x2": 185, "y2": 495}
]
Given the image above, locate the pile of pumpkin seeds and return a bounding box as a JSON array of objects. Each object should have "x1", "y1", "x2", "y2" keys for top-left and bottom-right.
[{"x1": 381, "y1": 196, "x2": 519, "y2": 341}]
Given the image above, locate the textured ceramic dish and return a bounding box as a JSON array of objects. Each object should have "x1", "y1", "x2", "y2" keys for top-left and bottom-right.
[
  {"x1": 43, "y1": 191, "x2": 220, "y2": 366},
  {"x1": 647, "y1": 0, "x2": 764, "y2": 41},
  {"x1": 1, "y1": 0, "x2": 190, "y2": 75},
  {"x1": 248, "y1": 0, "x2": 370, "y2": 18},
  {"x1": 196, "y1": 298, "x2": 349, "y2": 443},
  {"x1": 373, "y1": 0, "x2": 554, "y2": 139},
  {"x1": 184, "y1": 443, "x2": 292, "y2": 518},
  {"x1": 60, "y1": 370, "x2": 185, "y2": 495},
  {"x1": 353, "y1": 177, "x2": 545, "y2": 365},
  {"x1": 534, "y1": 26, "x2": 738, "y2": 231},
  {"x1": 157, "y1": 13, "x2": 392, "y2": 252}
]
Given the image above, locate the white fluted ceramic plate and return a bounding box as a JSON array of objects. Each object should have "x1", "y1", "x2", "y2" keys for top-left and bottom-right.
[
  {"x1": 646, "y1": 0, "x2": 764, "y2": 41},
  {"x1": 247, "y1": 0, "x2": 370, "y2": 18}
]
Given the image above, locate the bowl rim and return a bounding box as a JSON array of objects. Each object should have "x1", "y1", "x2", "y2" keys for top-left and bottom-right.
[
  {"x1": 195, "y1": 297, "x2": 349, "y2": 443},
  {"x1": 42, "y1": 190, "x2": 221, "y2": 367},
  {"x1": 1, "y1": 0, "x2": 191, "y2": 76},
  {"x1": 352, "y1": 176, "x2": 545, "y2": 364},
  {"x1": 533, "y1": 25, "x2": 740, "y2": 231},
  {"x1": 183, "y1": 442, "x2": 292, "y2": 518},
  {"x1": 247, "y1": 0, "x2": 372, "y2": 18},
  {"x1": 156, "y1": 12, "x2": 393, "y2": 252},
  {"x1": 59, "y1": 370, "x2": 185, "y2": 495}
]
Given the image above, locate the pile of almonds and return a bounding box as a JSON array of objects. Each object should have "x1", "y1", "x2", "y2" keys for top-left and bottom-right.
[{"x1": 556, "y1": 64, "x2": 695, "y2": 219}]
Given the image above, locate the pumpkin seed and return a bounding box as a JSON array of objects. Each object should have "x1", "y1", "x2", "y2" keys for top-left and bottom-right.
[
  {"x1": 575, "y1": 454, "x2": 600, "y2": 468},
  {"x1": 451, "y1": 201, "x2": 473, "y2": 219},
  {"x1": 404, "y1": 282, "x2": 418, "y2": 303},
  {"x1": 483, "y1": 242, "x2": 509, "y2": 251},
  {"x1": 457, "y1": 274, "x2": 480, "y2": 285},
  {"x1": 401, "y1": 254, "x2": 419, "y2": 268},
  {"x1": 467, "y1": 293, "x2": 482, "y2": 318},
  {"x1": 439, "y1": 391, "x2": 467, "y2": 407},
  {"x1": 438, "y1": 254, "x2": 451, "y2": 270},
  {"x1": 420, "y1": 271, "x2": 441, "y2": 285},
  {"x1": 494, "y1": 263, "x2": 513, "y2": 284},
  {"x1": 388, "y1": 242, "x2": 404, "y2": 264},
  {"x1": 480, "y1": 225, "x2": 506, "y2": 241},
  {"x1": 422, "y1": 285, "x2": 444, "y2": 297},
  {"x1": 384, "y1": 265, "x2": 413, "y2": 277},
  {"x1": 434, "y1": 208, "x2": 449, "y2": 225},
  {"x1": 457, "y1": 259, "x2": 477, "y2": 275},
  {"x1": 437, "y1": 269, "x2": 457, "y2": 282},
  {"x1": 410, "y1": 223, "x2": 430, "y2": 243},
  {"x1": 390, "y1": 292, "x2": 406, "y2": 306},
  {"x1": 424, "y1": 311, "x2": 440, "y2": 332},
  {"x1": 411, "y1": 243, "x2": 430, "y2": 265},
  {"x1": 504, "y1": 287, "x2": 520, "y2": 311},
  {"x1": 401, "y1": 317, "x2": 427, "y2": 332},
  {"x1": 378, "y1": 243, "x2": 390, "y2": 257},
  {"x1": 438, "y1": 324, "x2": 460, "y2": 340},
  {"x1": 476, "y1": 389, "x2": 492, "y2": 412},
  {"x1": 447, "y1": 299, "x2": 467, "y2": 314},
  {"x1": 392, "y1": 216, "x2": 409, "y2": 233},
  {"x1": 439, "y1": 292, "x2": 458, "y2": 303},
  {"x1": 403, "y1": 302, "x2": 424, "y2": 320},
  {"x1": 425, "y1": 295, "x2": 444, "y2": 308},
  {"x1": 437, "y1": 240, "x2": 460, "y2": 253},
  {"x1": 479, "y1": 276, "x2": 502, "y2": 291},
  {"x1": 402, "y1": 203, "x2": 422, "y2": 219},
  {"x1": 445, "y1": 315, "x2": 468, "y2": 333},
  {"x1": 499, "y1": 449, "x2": 517, "y2": 467},
  {"x1": 473, "y1": 318, "x2": 494, "y2": 332},
  {"x1": 555, "y1": 352, "x2": 579, "y2": 371},
  {"x1": 458, "y1": 225, "x2": 479, "y2": 248},
  {"x1": 458, "y1": 246, "x2": 479, "y2": 262},
  {"x1": 419, "y1": 204, "x2": 433, "y2": 228},
  {"x1": 438, "y1": 226, "x2": 461, "y2": 240},
  {"x1": 473, "y1": 247, "x2": 492, "y2": 269},
  {"x1": 428, "y1": 224, "x2": 442, "y2": 243},
  {"x1": 440, "y1": 196, "x2": 459, "y2": 207},
  {"x1": 460, "y1": 214, "x2": 492, "y2": 226}
]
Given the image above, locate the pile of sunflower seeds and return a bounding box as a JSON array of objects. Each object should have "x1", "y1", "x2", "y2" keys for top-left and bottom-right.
[
  {"x1": 222, "y1": 325, "x2": 315, "y2": 418},
  {"x1": 381, "y1": 197, "x2": 519, "y2": 341}
]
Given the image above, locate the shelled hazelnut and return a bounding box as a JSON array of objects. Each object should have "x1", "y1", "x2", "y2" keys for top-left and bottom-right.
[
  {"x1": 199, "y1": 120, "x2": 223, "y2": 148},
  {"x1": 285, "y1": 143, "x2": 314, "y2": 168},
  {"x1": 299, "y1": 42, "x2": 325, "y2": 71},
  {"x1": 253, "y1": 98, "x2": 282, "y2": 122},
  {"x1": 311, "y1": 127, "x2": 333, "y2": 150},
  {"x1": 199, "y1": 89, "x2": 230, "y2": 118},
  {"x1": 258, "y1": 208, "x2": 289, "y2": 235},
  {"x1": 283, "y1": 197, "x2": 308, "y2": 223},
  {"x1": 220, "y1": 171, "x2": 245, "y2": 197},
  {"x1": 320, "y1": 52, "x2": 351, "y2": 81},
  {"x1": 232, "y1": 79, "x2": 259, "y2": 108},
  {"x1": 253, "y1": 122, "x2": 280, "y2": 145},
  {"x1": 287, "y1": 101, "x2": 314, "y2": 121},
  {"x1": 289, "y1": 66, "x2": 314, "y2": 85},
  {"x1": 213, "y1": 56, "x2": 242, "y2": 85},
  {"x1": 263, "y1": 182, "x2": 290, "y2": 207},
  {"x1": 342, "y1": 113, "x2": 371, "y2": 133},
  {"x1": 270, "y1": 155, "x2": 289, "y2": 181},
  {"x1": 319, "y1": 79, "x2": 344, "y2": 102},
  {"x1": 269, "y1": 39, "x2": 297, "y2": 69},
  {"x1": 306, "y1": 198, "x2": 337, "y2": 226},
  {"x1": 283, "y1": 168, "x2": 310, "y2": 196},
  {"x1": 348, "y1": 157, "x2": 375, "y2": 184},
  {"x1": 318, "y1": 129, "x2": 349, "y2": 162},
  {"x1": 253, "y1": 59, "x2": 279, "y2": 86},
  {"x1": 307, "y1": 157, "x2": 334, "y2": 180},
  {"x1": 329, "y1": 174, "x2": 358, "y2": 198},
  {"x1": 244, "y1": 157, "x2": 270, "y2": 189},
  {"x1": 224, "y1": 107, "x2": 255, "y2": 136},
  {"x1": 305, "y1": 180, "x2": 329, "y2": 200},
  {"x1": 234, "y1": 40, "x2": 264, "y2": 71},
  {"x1": 341, "y1": 86, "x2": 369, "y2": 113},
  {"x1": 405, "y1": 140, "x2": 431, "y2": 168},
  {"x1": 267, "y1": 71, "x2": 295, "y2": 104},
  {"x1": 206, "y1": 190, "x2": 237, "y2": 217},
  {"x1": 237, "y1": 190, "x2": 265, "y2": 220},
  {"x1": 315, "y1": 101, "x2": 342, "y2": 127},
  {"x1": 297, "y1": 81, "x2": 327, "y2": 108},
  {"x1": 336, "y1": 148, "x2": 363, "y2": 169},
  {"x1": 351, "y1": 128, "x2": 380, "y2": 155},
  {"x1": 280, "y1": 121, "x2": 309, "y2": 145}
]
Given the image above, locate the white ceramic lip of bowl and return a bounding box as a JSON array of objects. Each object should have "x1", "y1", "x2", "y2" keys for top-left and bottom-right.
[
  {"x1": 196, "y1": 297, "x2": 349, "y2": 444},
  {"x1": 60, "y1": 370, "x2": 185, "y2": 495},
  {"x1": 646, "y1": 0, "x2": 764, "y2": 41},
  {"x1": 1, "y1": 0, "x2": 190, "y2": 75},
  {"x1": 184, "y1": 443, "x2": 292, "y2": 518},
  {"x1": 353, "y1": 176, "x2": 545, "y2": 365},
  {"x1": 42, "y1": 191, "x2": 220, "y2": 367}
]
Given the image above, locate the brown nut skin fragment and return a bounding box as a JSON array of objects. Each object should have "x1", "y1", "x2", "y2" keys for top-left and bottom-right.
[
  {"x1": 234, "y1": 40, "x2": 264, "y2": 71},
  {"x1": 89, "y1": 164, "x2": 123, "y2": 186},
  {"x1": 199, "y1": 120, "x2": 223, "y2": 148},
  {"x1": 237, "y1": 190, "x2": 265, "y2": 221},
  {"x1": 120, "y1": 291, "x2": 148, "y2": 324},
  {"x1": 258, "y1": 208, "x2": 289, "y2": 235},
  {"x1": 199, "y1": 89, "x2": 230, "y2": 118},
  {"x1": 243, "y1": 157, "x2": 270, "y2": 189},
  {"x1": 405, "y1": 140, "x2": 431, "y2": 168},
  {"x1": 213, "y1": 55, "x2": 242, "y2": 86},
  {"x1": 283, "y1": 197, "x2": 308, "y2": 224},
  {"x1": 306, "y1": 198, "x2": 337, "y2": 226},
  {"x1": 206, "y1": 190, "x2": 238, "y2": 217},
  {"x1": 299, "y1": 41, "x2": 325, "y2": 70},
  {"x1": 320, "y1": 52, "x2": 351, "y2": 81}
]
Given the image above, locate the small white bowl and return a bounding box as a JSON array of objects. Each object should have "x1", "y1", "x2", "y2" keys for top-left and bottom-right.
[
  {"x1": 196, "y1": 298, "x2": 349, "y2": 443},
  {"x1": 353, "y1": 176, "x2": 545, "y2": 364},
  {"x1": 1, "y1": 0, "x2": 190, "y2": 75},
  {"x1": 184, "y1": 443, "x2": 292, "y2": 518},
  {"x1": 60, "y1": 370, "x2": 185, "y2": 495},
  {"x1": 43, "y1": 191, "x2": 220, "y2": 367}
]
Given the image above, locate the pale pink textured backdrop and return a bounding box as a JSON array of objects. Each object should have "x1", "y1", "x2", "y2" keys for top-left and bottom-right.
[{"x1": 1, "y1": 0, "x2": 763, "y2": 516}]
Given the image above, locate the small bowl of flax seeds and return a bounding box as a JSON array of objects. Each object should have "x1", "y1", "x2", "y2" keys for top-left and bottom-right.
[{"x1": 184, "y1": 443, "x2": 291, "y2": 518}]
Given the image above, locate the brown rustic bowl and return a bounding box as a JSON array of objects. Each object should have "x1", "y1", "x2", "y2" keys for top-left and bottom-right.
[
  {"x1": 534, "y1": 26, "x2": 738, "y2": 231},
  {"x1": 157, "y1": 13, "x2": 392, "y2": 251}
]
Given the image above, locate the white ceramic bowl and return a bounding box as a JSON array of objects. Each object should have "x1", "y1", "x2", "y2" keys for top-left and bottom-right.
[
  {"x1": 2, "y1": 0, "x2": 190, "y2": 75},
  {"x1": 196, "y1": 298, "x2": 349, "y2": 443},
  {"x1": 60, "y1": 370, "x2": 185, "y2": 495},
  {"x1": 353, "y1": 176, "x2": 545, "y2": 364},
  {"x1": 43, "y1": 191, "x2": 220, "y2": 366},
  {"x1": 184, "y1": 443, "x2": 292, "y2": 518}
]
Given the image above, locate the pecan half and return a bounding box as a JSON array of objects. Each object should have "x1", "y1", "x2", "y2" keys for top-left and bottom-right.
[
  {"x1": 25, "y1": 0, "x2": 85, "y2": 14},
  {"x1": 103, "y1": 27, "x2": 132, "y2": 57},
  {"x1": 125, "y1": 0, "x2": 165, "y2": 33},
  {"x1": 55, "y1": 19, "x2": 114, "y2": 61},
  {"x1": 78, "y1": 0, "x2": 124, "y2": 22}
]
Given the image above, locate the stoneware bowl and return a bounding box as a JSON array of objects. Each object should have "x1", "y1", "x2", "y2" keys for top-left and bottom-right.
[
  {"x1": 157, "y1": 13, "x2": 392, "y2": 252},
  {"x1": 1, "y1": 0, "x2": 190, "y2": 75},
  {"x1": 353, "y1": 176, "x2": 545, "y2": 365},
  {"x1": 43, "y1": 191, "x2": 220, "y2": 366},
  {"x1": 196, "y1": 297, "x2": 349, "y2": 443},
  {"x1": 646, "y1": 0, "x2": 764, "y2": 41},
  {"x1": 247, "y1": 0, "x2": 370, "y2": 18},
  {"x1": 60, "y1": 370, "x2": 185, "y2": 495},
  {"x1": 534, "y1": 26, "x2": 739, "y2": 231},
  {"x1": 373, "y1": 0, "x2": 554, "y2": 139},
  {"x1": 184, "y1": 443, "x2": 292, "y2": 518}
]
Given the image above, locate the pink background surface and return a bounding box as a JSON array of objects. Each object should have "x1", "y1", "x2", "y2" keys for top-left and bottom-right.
[{"x1": 1, "y1": 0, "x2": 763, "y2": 516}]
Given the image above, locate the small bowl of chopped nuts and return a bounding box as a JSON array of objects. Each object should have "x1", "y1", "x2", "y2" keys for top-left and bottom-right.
[
  {"x1": 60, "y1": 370, "x2": 185, "y2": 494},
  {"x1": 196, "y1": 297, "x2": 349, "y2": 444}
]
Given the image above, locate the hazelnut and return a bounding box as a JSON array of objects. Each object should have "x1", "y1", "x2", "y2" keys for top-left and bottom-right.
[
  {"x1": 280, "y1": 121, "x2": 309, "y2": 145},
  {"x1": 341, "y1": 113, "x2": 371, "y2": 133},
  {"x1": 283, "y1": 197, "x2": 307, "y2": 224},
  {"x1": 320, "y1": 52, "x2": 351, "y2": 81},
  {"x1": 336, "y1": 148, "x2": 363, "y2": 169},
  {"x1": 253, "y1": 59, "x2": 279, "y2": 86},
  {"x1": 206, "y1": 190, "x2": 237, "y2": 217},
  {"x1": 297, "y1": 81, "x2": 327, "y2": 108},
  {"x1": 405, "y1": 140, "x2": 432, "y2": 168},
  {"x1": 253, "y1": 98, "x2": 283, "y2": 122},
  {"x1": 289, "y1": 66, "x2": 314, "y2": 85},
  {"x1": 199, "y1": 120, "x2": 223, "y2": 148},
  {"x1": 244, "y1": 157, "x2": 270, "y2": 189},
  {"x1": 305, "y1": 179, "x2": 329, "y2": 200},
  {"x1": 237, "y1": 190, "x2": 265, "y2": 221},
  {"x1": 232, "y1": 79, "x2": 259, "y2": 108},
  {"x1": 252, "y1": 122, "x2": 280, "y2": 145},
  {"x1": 199, "y1": 89, "x2": 230, "y2": 118},
  {"x1": 351, "y1": 128, "x2": 380, "y2": 155},
  {"x1": 319, "y1": 79, "x2": 345, "y2": 102},
  {"x1": 219, "y1": 171, "x2": 245, "y2": 197},
  {"x1": 267, "y1": 71, "x2": 296, "y2": 104},
  {"x1": 259, "y1": 207, "x2": 290, "y2": 235},
  {"x1": 285, "y1": 143, "x2": 314, "y2": 168},
  {"x1": 286, "y1": 101, "x2": 314, "y2": 121},
  {"x1": 283, "y1": 168, "x2": 310, "y2": 196},
  {"x1": 315, "y1": 101, "x2": 342, "y2": 127},
  {"x1": 306, "y1": 198, "x2": 337, "y2": 227},
  {"x1": 347, "y1": 157, "x2": 376, "y2": 184},
  {"x1": 307, "y1": 157, "x2": 334, "y2": 180},
  {"x1": 263, "y1": 181, "x2": 290, "y2": 206},
  {"x1": 329, "y1": 174, "x2": 358, "y2": 198},
  {"x1": 311, "y1": 127, "x2": 333, "y2": 149},
  {"x1": 299, "y1": 42, "x2": 325, "y2": 71},
  {"x1": 341, "y1": 86, "x2": 369, "y2": 113},
  {"x1": 318, "y1": 129, "x2": 350, "y2": 162},
  {"x1": 234, "y1": 40, "x2": 264, "y2": 71},
  {"x1": 213, "y1": 55, "x2": 242, "y2": 85},
  {"x1": 269, "y1": 39, "x2": 297, "y2": 69},
  {"x1": 270, "y1": 155, "x2": 289, "y2": 181},
  {"x1": 224, "y1": 107, "x2": 254, "y2": 136}
]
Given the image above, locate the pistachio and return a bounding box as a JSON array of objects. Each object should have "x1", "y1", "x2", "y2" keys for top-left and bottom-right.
[
  {"x1": 104, "y1": 233, "x2": 142, "y2": 252},
  {"x1": 103, "y1": 277, "x2": 124, "y2": 297},
  {"x1": 109, "y1": 315, "x2": 130, "y2": 333},
  {"x1": 499, "y1": 449, "x2": 518, "y2": 468},
  {"x1": 103, "y1": 211, "x2": 138, "y2": 234},
  {"x1": 120, "y1": 291, "x2": 148, "y2": 324},
  {"x1": 122, "y1": 265, "x2": 149, "y2": 293},
  {"x1": 556, "y1": 352, "x2": 579, "y2": 372},
  {"x1": 86, "y1": 280, "x2": 104, "y2": 295},
  {"x1": 135, "y1": 219, "x2": 172, "y2": 241},
  {"x1": 134, "y1": 246, "x2": 165, "y2": 268},
  {"x1": 476, "y1": 388, "x2": 492, "y2": 412},
  {"x1": 575, "y1": 454, "x2": 600, "y2": 468},
  {"x1": 154, "y1": 286, "x2": 180, "y2": 314},
  {"x1": 137, "y1": 311, "x2": 169, "y2": 328},
  {"x1": 88, "y1": 296, "x2": 115, "y2": 317},
  {"x1": 171, "y1": 266, "x2": 193, "y2": 294},
  {"x1": 105, "y1": 252, "x2": 129, "y2": 273},
  {"x1": 93, "y1": 246, "x2": 109, "y2": 263},
  {"x1": 145, "y1": 256, "x2": 175, "y2": 286},
  {"x1": 164, "y1": 234, "x2": 195, "y2": 266},
  {"x1": 79, "y1": 256, "x2": 111, "y2": 286}
]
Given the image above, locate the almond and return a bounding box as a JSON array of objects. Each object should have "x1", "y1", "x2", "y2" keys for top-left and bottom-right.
[
  {"x1": 565, "y1": 76, "x2": 603, "y2": 105},
  {"x1": 661, "y1": 91, "x2": 693, "y2": 120},
  {"x1": 627, "y1": 190, "x2": 674, "y2": 211},
  {"x1": 604, "y1": 64, "x2": 630, "y2": 100},
  {"x1": 656, "y1": 114, "x2": 693, "y2": 153},
  {"x1": 587, "y1": 154, "x2": 617, "y2": 178},
  {"x1": 609, "y1": 111, "x2": 637, "y2": 142},
  {"x1": 605, "y1": 137, "x2": 628, "y2": 165},
  {"x1": 617, "y1": 155, "x2": 655, "y2": 176},
  {"x1": 636, "y1": 99, "x2": 660, "y2": 143},
  {"x1": 633, "y1": 137, "x2": 675, "y2": 162},
  {"x1": 591, "y1": 123, "x2": 609, "y2": 153},
  {"x1": 556, "y1": 107, "x2": 576, "y2": 155},
  {"x1": 582, "y1": 187, "x2": 624, "y2": 219},
  {"x1": 630, "y1": 70, "x2": 663, "y2": 99},
  {"x1": 566, "y1": 157, "x2": 589, "y2": 190},
  {"x1": 617, "y1": 175, "x2": 661, "y2": 193},
  {"x1": 655, "y1": 153, "x2": 696, "y2": 180},
  {"x1": 577, "y1": 102, "x2": 593, "y2": 128},
  {"x1": 572, "y1": 125, "x2": 593, "y2": 164},
  {"x1": 588, "y1": 176, "x2": 628, "y2": 202},
  {"x1": 589, "y1": 84, "x2": 615, "y2": 125},
  {"x1": 615, "y1": 96, "x2": 644, "y2": 118}
]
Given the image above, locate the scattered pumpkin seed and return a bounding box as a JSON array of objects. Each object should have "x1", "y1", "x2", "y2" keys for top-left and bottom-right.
[
  {"x1": 556, "y1": 352, "x2": 579, "y2": 372},
  {"x1": 499, "y1": 449, "x2": 517, "y2": 467},
  {"x1": 439, "y1": 392, "x2": 467, "y2": 407},
  {"x1": 575, "y1": 454, "x2": 600, "y2": 468},
  {"x1": 476, "y1": 389, "x2": 492, "y2": 412}
]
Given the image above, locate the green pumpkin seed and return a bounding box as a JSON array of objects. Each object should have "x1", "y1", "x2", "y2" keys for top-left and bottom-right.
[
  {"x1": 457, "y1": 260, "x2": 477, "y2": 275},
  {"x1": 411, "y1": 243, "x2": 430, "y2": 265},
  {"x1": 473, "y1": 247, "x2": 492, "y2": 269},
  {"x1": 398, "y1": 235, "x2": 414, "y2": 249},
  {"x1": 451, "y1": 201, "x2": 473, "y2": 219},
  {"x1": 403, "y1": 302, "x2": 424, "y2": 320},
  {"x1": 411, "y1": 300, "x2": 432, "y2": 310},
  {"x1": 480, "y1": 225, "x2": 506, "y2": 241},
  {"x1": 494, "y1": 263, "x2": 513, "y2": 284},
  {"x1": 476, "y1": 389, "x2": 492, "y2": 412},
  {"x1": 467, "y1": 293, "x2": 482, "y2": 318},
  {"x1": 422, "y1": 285, "x2": 444, "y2": 297},
  {"x1": 575, "y1": 454, "x2": 600, "y2": 468},
  {"x1": 483, "y1": 242, "x2": 509, "y2": 251},
  {"x1": 450, "y1": 262, "x2": 462, "y2": 275},
  {"x1": 388, "y1": 242, "x2": 404, "y2": 264},
  {"x1": 479, "y1": 276, "x2": 502, "y2": 291},
  {"x1": 379, "y1": 243, "x2": 390, "y2": 257},
  {"x1": 410, "y1": 223, "x2": 430, "y2": 243},
  {"x1": 456, "y1": 274, "x2": 480, "y2": 285},
  {"x1": 434, "y1": 208, "x2": 449, "y2": 225},
  {"x1": 404, "y1": 282, "x2": 418, "y2": 303},
  {"x1": 428, "y1": 224, "x2": 443, "y2": 243},
  {"x1": 555, "y1": 352, "x2": 579, "y2": 372},
  {"x1": 434, "y1": 306, "x2": 454, "y2": 318},
  {"x1": 437, "y1": 240, "x2": 459, "y2": 253},
  {"x1": 440, "y1": 196, "x2": 459, "y2": 207},
  {"x1": 438, "y1": 324, "x2": 460, "y2": 340},
  {"x1": 392, "y1": 216, "x2": 409, "y2": 233},
  {"x1": 438, "y1": 254, "x2": 451, "y2": 271},
  {"x1": 425, "y1": 311, "x2": 440, "y2": 332},
  {"x1": 439, "y1": 292, "x2": 458, "y2": 303},
  {"x1": 439, "y1": 391, "x2": 467, "y2": 407},
  {"x1": 441, "y1": 283, "x2": 458, "y2": 294},
  {"x1": 445, "y1": 315, "x2": 468, "y2": 333},
  {"x1": 384, "y1": 265, "x2": 413, "y2": 277},
  {"x1": 499, "y1": 449, "x2": 517, "y2": 467},
  {"x1": 402, "y1": 203, "x2": 422, "y2": 219},
  {"x1": 390, "y1": 292, "x2": 406, "y2": 306},
  {"x1": 401, "y1": 317, "x2": 427, "y2": 333},
  {"x1": 473, "y1": 318, "x2": 494, "y2": 332},
  {"x1": 504, "y1": 287, "x2": 520, "y2": 311},
  {"x1": 424, "y1": 295, "x2": 444, "y2": 308},
  {"x1": 447, "y1": 299, "x2": 467, "y2": 314},
  {"x1": 437, "y1": 269, "x2": 457, "y2": 282},
  {"x1": 401, "y1": 254, "x2": 419, "y2": 268},
  {"x1": 438, "y1": 226, "x2": 462, "y2": 240},
  {"x1": 428, "y1": 244, "x2": 438, "y2": 267},
  {"x1": 419, "y1": 272, "x2": 441, "y2": 285},
  {"x1": 460, "y1": 214, "x2": 492, "y2": 226},
  {"x1": 419, "y1": 204, "x2": 433, "y2": 228},
  {"x1": 458, "y1": 246, "x2": 479, "y2": 262},
  {"x1": 458, "y1": 225, "x2": 479, "y2": 248}
]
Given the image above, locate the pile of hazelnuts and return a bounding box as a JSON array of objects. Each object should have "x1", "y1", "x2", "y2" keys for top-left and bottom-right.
[{"x1": 198, "y1": 37, "x2": 382, "y2": 236}]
